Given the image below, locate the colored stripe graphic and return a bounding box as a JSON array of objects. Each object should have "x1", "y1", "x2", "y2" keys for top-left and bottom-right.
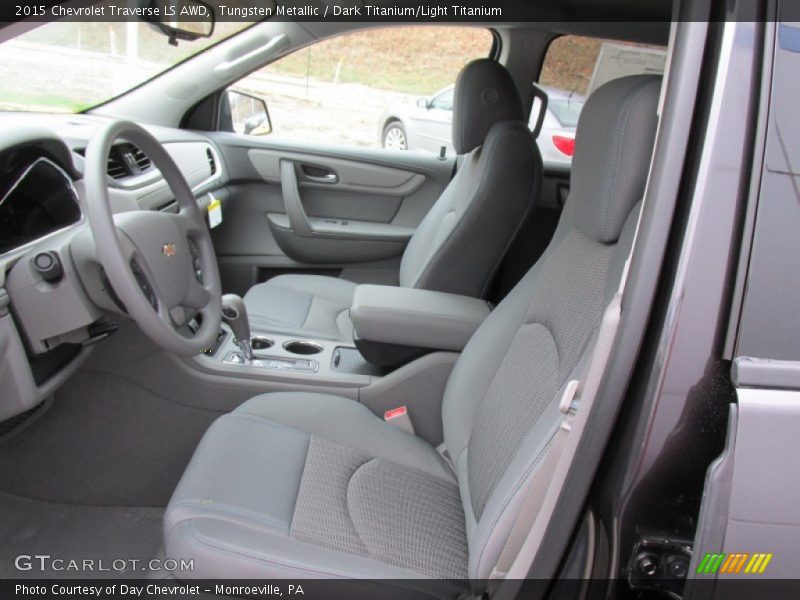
[
  {"x1": 758, "y1": 554, "x2": 773, "y2": 573},
  {"x1": 696, "y1": 553, "x2": 712, "y2": 573},
  {"x1": 698, "y1": 552, "x2": 773, "y2": 574},
  {"x1": 719, "y1": 553, "x2": 749, "y2": 573},
  {"x1": 697, "y1": 553, "x2": 726, "y2": 574},
  {"x1": 734, "y1": 553, "x2": 750, "y2": 573},
  {"x1": 745, "y1": 553, "x2": 774, "y2": 574},
  {"x1": 720, "y1": 553, "x2": 736, "y2": 573}
]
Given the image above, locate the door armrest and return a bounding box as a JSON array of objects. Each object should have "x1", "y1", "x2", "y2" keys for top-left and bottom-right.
[{"x1": 266, "y1": 213, "x2": 414, "y2": 242}]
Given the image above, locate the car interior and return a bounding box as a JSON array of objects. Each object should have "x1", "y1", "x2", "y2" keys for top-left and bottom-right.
[
  {"x1": 0, "y1": 2, "x2": 695, "y2": 596},
  {"x1": 241, "y1": 57, "x2": 542, "y2": 349}
]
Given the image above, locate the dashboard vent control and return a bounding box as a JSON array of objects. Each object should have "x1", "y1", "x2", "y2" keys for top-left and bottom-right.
[
  {"x1": 107, "y1": 143, "x2": 152, "y2": 180},
  {"x1": 130, "y1": 144, "x2": 151, "y2": 171},
  {"x1": 106, "y1": 153, "x2": 127, "y2": 179},
  {"x1": 207, "y1": 148, "x2": 217, "y2": 175},
  {"x1": 76, "y1": 144, "x2": 151, "y2": 180}
]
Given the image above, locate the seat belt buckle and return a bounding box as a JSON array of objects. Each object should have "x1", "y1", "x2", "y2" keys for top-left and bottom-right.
[{"x1": 384, "y1": 406, "x2": 415, "y2": 435}]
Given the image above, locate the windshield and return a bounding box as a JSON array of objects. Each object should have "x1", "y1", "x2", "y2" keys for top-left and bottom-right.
[
  {"x1": 548, "y1": 98, "x2": 584, "y2": 128},
  {"x1": 0, "y1": 12, "x2": 250, "y2": 113}
]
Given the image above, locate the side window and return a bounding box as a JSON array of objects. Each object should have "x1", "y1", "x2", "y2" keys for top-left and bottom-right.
[
  {"x1": 536, "y1": 36, "x2": 666, "y2": 167},
  {"x1": 430, "y1": 88, "x2": 454, "y2": 111},
  {"x1": 226, "y1": 27, "x2": 494, "y2": 153}
]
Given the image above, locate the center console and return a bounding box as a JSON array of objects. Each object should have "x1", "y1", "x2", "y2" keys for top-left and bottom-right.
[
  {"x1": 189, "y1": 292, "x2": 380, "y2": 392},
  {"x1": 182, "y1": 285, "x2": 492, "y2": 446},
  {"x1": 207, "y1": 292, "x2": 376, "y2": 378},
  {"x1": 189, "y1": 285, "x2": 490, "y2": 391},
  {"x1": 217, "y1": 330, "x2": 380, "y2": 377},
  {"x1": 350, "y1": 284, "x2": 492, "y2": 367}
]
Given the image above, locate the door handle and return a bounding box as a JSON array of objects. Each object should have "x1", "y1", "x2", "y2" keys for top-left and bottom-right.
[
  {"x1": 299, "y1": 164, "x2": 339, "y2": 184},
  {"x1": 304, "y1": 172, "x2": 338, "y2": 184}
]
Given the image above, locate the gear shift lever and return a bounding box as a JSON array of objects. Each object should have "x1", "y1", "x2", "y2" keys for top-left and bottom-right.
[{"x1": 221, "y1": 294, "x2": 253, "y2": 362}]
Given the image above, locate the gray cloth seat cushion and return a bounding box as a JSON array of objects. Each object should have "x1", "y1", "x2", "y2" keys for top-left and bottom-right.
[
  {"x1": 242, "y1": 274, "x2": 356, "y2": 340},
  {"x1": 165, "y1": 392, "x2": 468, "y2": 593}
]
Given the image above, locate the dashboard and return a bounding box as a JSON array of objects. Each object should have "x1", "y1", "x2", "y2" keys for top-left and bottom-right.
[
  {"x1": 0, "y1": 112, "x2": 227, "y2": 422},
  {"x1": 0, "y1": 114, "x2": 225, "y2": 258}
]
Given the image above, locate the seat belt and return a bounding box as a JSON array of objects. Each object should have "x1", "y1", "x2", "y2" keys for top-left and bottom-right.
[
  {"x1": 452, "y1": 152, "x2": 464, "y2": 179},
  {"x1": 488, "y1": 380, "x2": 580, "y2": 587}
]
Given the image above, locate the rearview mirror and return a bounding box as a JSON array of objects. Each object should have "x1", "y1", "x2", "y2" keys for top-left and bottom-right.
[
  {"x1": 147, "y1": 0, "x2": 215, "y2": 45},
  {"x1": 225, "y1": 90, "x2": 272, "y2": 136},
  {"x1": 416, "y1": 97, "x2": 430, "y2": 109}
]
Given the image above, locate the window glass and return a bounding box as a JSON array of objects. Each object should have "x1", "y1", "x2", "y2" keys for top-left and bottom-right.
[
  {"x1": 228, "y1": 27, "x2": 494, "y2": 152},
  {"x1": 535, "y1": 36, "x2": 666, "y2": 166},
  {"x1": 540, "y1": 35, "x2": 666, "y2": 97},
  {"x1": 430, "y1": 88, "x2": 455, "y2": 111},
  {"x1": 548, "y1": 98, "x2": 584, "y2": 128},
  {"x1": 0, "y1": 6, "x2": 250, "y2": 113}
]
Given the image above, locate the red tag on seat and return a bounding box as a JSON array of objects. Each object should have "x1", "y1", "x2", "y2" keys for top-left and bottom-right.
[{"x1": 384, "y1": 406, "x2": 407, "y2": 420}]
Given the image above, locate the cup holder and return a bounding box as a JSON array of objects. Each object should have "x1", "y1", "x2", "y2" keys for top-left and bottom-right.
[
  {"x1": 251, "y1": 337, "x2": 274, "y2": 351},
  {"x1": 283, "y1": 341, "x2": 323, "y2": 355}
]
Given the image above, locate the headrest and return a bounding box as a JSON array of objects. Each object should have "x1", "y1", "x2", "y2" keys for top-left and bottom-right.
[
  {"x1": 452, "y1": 59, "x2": 525, "y2": 155},
  {"x1": 566, "y1": 75, "x2": 662, "y2": 244}
]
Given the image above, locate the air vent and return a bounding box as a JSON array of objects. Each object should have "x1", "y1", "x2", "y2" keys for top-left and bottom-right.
[
  {"x1": 129, "y1": 144, "x2": 151, "y2": 172},
  {"x1": 206, "y1": 147, "x2": 217, "y2": 175},
  {"x1": 75, "y1": 144, "x2": 150, "y2": 180},
  {"x1": 106, "y1": 154, "x2": 127, "y2": 179},
  {"x1": 108, "y1": 143, "x2": 151, "y2": 180}
]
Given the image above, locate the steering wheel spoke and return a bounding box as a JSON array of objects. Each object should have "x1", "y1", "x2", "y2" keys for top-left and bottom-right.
[
  {"x1": 173, "y1": 207, "x2": 202, "y2": 237},
  {"x1": 183, "y1": 279, "x2": 212, "y2": 310},
  {"x1": 167, "y1": 305, "x2": 187, "y2": 327}
]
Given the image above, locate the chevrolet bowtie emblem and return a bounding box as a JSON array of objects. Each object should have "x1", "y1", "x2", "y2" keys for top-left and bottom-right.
[{"x1": 161, "y1": 243, "x2": 176, "y2": 257}]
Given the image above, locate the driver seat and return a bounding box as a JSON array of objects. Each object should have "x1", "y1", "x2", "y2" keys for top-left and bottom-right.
[
  {"x1": 164, "y1": 75, "x2": 661, "y2": 593},
  {"x1": 241, "y1": 59, "x2": 542, "y2": 340}
]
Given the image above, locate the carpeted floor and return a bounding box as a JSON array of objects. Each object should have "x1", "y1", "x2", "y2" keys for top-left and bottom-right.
[
  {"x1": 0, "y1": 370, "x2": 221, "y2": 506},
  {"x1": 0, "y1": 326, "x2": 248, "y2": 584},
  {"x1": 0, "y1": 490, "x2": 164, "y2": 579}
]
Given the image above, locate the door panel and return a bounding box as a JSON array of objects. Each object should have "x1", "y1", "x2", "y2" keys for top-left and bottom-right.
[
  {"x1": 294, "y1": 187, "x2": 402, "y2": 223},
  {"x1": 248, "y1": 149, "x2": 427, "y2": 197},
  {"x1": 208, "y1": 133, "x2": 453, "y2": 294}
]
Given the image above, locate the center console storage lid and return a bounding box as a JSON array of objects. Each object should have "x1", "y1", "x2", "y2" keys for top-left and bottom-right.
[{"x1": 350, "y1": 284, "x2": 491, "y2": 353}]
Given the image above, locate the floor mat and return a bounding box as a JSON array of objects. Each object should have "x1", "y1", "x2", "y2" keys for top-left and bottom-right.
[
  {"x1": 0, "y1": 370, "x2": 220, "y2": 506},
  {"x1": 0, "y1": 491, "x2": 163, "y2": 579}
]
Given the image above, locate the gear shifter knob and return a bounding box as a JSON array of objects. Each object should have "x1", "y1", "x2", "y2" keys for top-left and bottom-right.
[{"x1": 221, "y1": 294, "x2": 253, "y2": 362}]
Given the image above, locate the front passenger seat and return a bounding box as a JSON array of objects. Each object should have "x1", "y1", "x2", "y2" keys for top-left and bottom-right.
[
  {"x1": 243, "y1": 59, "x2": 543, "y2": 340},
  {"x1": 164, "y1": 75, "x2": 661, "y2": 591}
]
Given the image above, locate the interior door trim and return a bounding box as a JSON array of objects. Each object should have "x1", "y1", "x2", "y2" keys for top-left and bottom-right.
[
  {"x1": 248, "y1": 149, "x2": 426, "y2": 196},
  {"x1": 280, "y1": 159, "x2": 314, "y2": 237}
]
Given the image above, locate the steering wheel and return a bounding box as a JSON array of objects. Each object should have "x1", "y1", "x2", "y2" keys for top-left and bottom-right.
[{"x1": 84, "y1": 121, "x2": 222, "y2": 356}]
